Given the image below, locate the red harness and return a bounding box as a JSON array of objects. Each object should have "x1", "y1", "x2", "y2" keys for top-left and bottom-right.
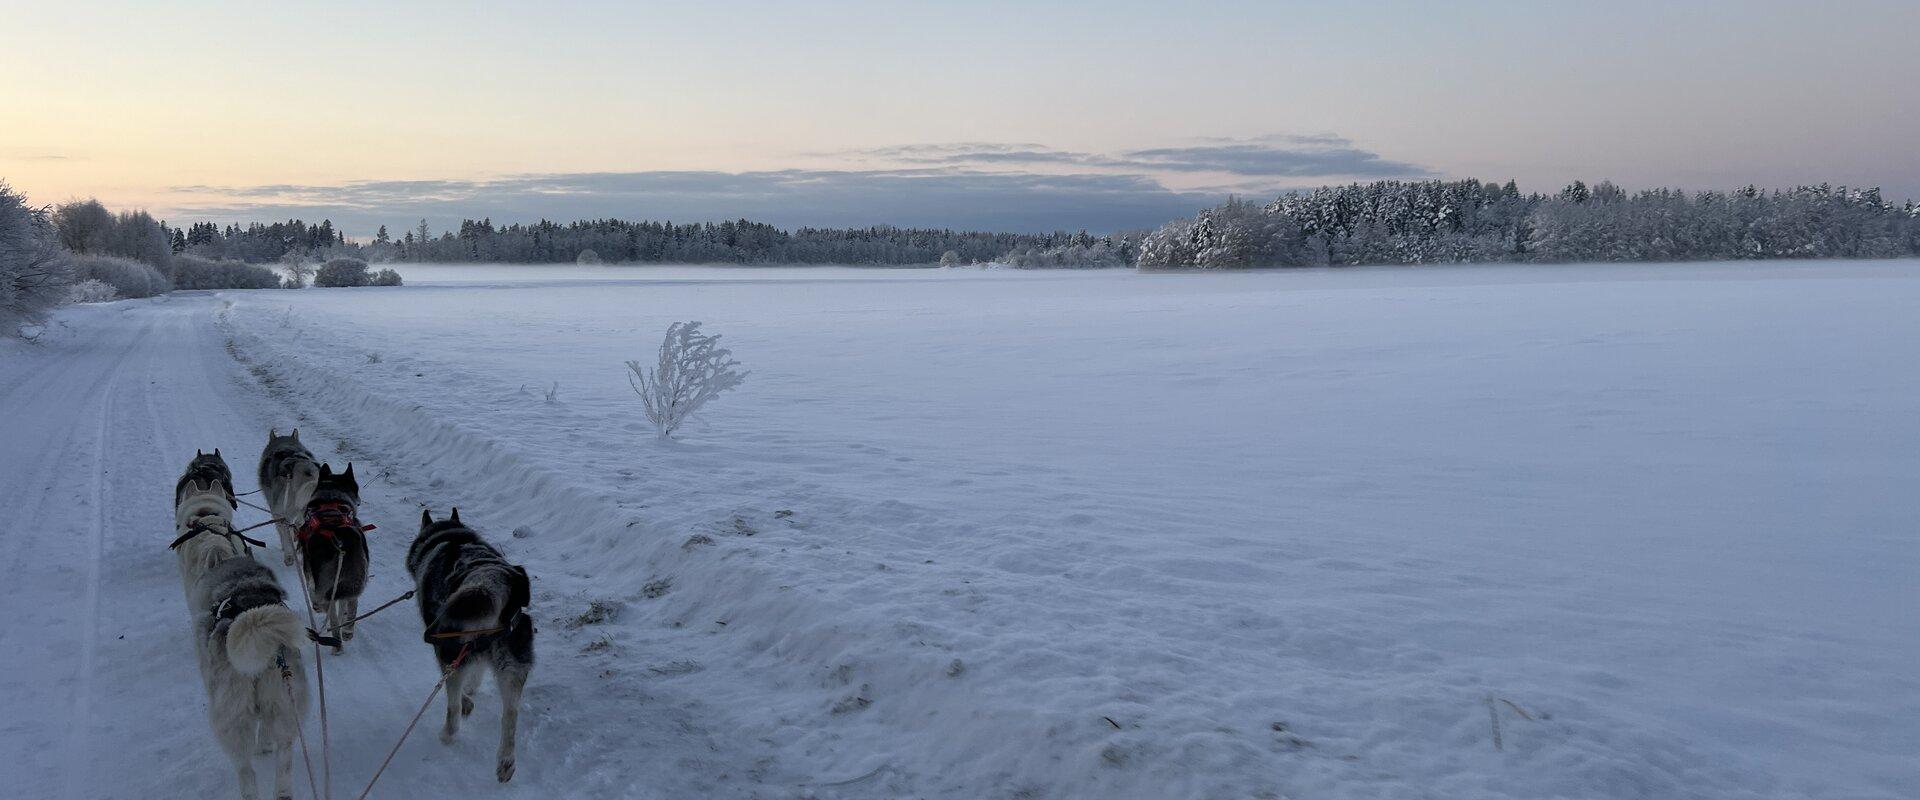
[{"x1": 296, "y1": 500, "x2": 375, "y2": 546}]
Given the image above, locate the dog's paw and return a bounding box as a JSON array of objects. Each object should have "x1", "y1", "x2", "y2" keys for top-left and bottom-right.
[
  {"x1": 330, "y1": 645, "x2": 344, "y2": 656},
  {"x1": 461, "y1": 696, "x2": 474, "y2": 717},
  {"x1": 439, "y1": 726, "x2": 456, "y2": 745},
  {"x1": 497, "y1": 757, "x2": 516, "y2": 782}
]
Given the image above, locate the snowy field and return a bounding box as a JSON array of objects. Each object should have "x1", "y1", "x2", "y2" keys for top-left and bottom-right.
[{"x1": 3, "y1": 260, "x2": 1917, "y2": 799}]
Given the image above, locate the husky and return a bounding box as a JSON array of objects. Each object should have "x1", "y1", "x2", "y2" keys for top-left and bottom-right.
[
  {"x1": 409, "y1": 508, "x2": 534, "y2": 782},
  {"x1": 176, "y1": 448, "x2": 237, "y2": 512},
  {"x1": 258, "y1": 429, "x2": 320, "y2": 567},
  {"x1": 191, "y1": 555, "x2": 310, "y2": 800},
  {"x1": 295, "y1": 463, "x2": 371, "y2": 653},
  {"x1": 172, "y1": 475, "x2": 258, "y2": 603}
]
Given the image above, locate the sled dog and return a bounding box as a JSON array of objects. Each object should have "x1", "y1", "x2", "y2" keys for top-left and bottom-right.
[
  {"x1": 409, "y1": 508, "x2": 534, "y2": 782},
  {"x1": 192, "y1": 555, "x2": 310, "y2": 800},
  {"x1": 257, "y1": 429, "x2": 320, "y2": 566},
  {"x1": 172, "y1": 475, "x2": 256, "y2": 603},
  {"x1": 175, "y1": 448, "x2": 236, "y2": 513},
  {"x1": 295, "y1": 463, "x2": 371, "y2": 653}
]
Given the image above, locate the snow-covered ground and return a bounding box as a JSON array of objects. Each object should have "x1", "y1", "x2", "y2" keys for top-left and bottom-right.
[{"x1": 3, "y1": 261, "x2": 1917, "y2": 799}]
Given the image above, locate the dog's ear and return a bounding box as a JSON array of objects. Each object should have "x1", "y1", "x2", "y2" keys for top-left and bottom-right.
[
  {"x1": 421, "y1": 508, "x2": 434, "y2": 527},
  {"x1": 212, "y1": 447, "x2": 221, "y2": 457},
  {"x1": 344, "y1": 463, "x2": 354, "y2": 480},
  {"x1": 342, "y1": 463, "x2": 357, "y2": 491},
  {"x1": 509, "y1": 565, "x2": 531, "y2": 611},
  {"x1": 290, "y1": 428, "x2": 300, "y2": 440},
  {"x1": 319, "y1": 463, "x2": 333, "y2": 478},
  {"x1": 269, "y1": 428, "x2": 278, "y2": 438},
  {"x1": 196, "y1": 448, "x2": 203, "y2": 457},
  {"x1": 449, "y1": 507, "x2": 461, "y2": 524}
]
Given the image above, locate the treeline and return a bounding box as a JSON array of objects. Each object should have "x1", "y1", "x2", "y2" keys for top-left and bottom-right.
[
  {"x1": 2, "y1": 186, "x2": 301, "y2": 334},
  {"x1": 333, "y1": 218, "x2": 1125, "y2": 266},
  {"x1": 1139, "y1": 180, "x2": 1920, "y2": 268}
]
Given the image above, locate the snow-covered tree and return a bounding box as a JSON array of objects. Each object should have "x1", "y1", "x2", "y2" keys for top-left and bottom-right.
[
  {"x1": 1, "y1": 182, "x2": 73, "y2": 335},
  {"x1": 625, "y1": 321, "x2": 747, "y2": 438},
  {"x1": 277, "y1": 252, "x2": 315, "y2": 288}
]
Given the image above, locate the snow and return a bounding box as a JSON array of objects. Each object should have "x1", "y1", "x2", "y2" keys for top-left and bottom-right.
[{"x1": 3, "y1": 260, "x2": 1918, "y2": 799}]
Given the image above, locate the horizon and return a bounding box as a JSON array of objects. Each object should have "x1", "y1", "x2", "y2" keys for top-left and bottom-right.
[{"x1": 5, "y1": 1, "x2": 1919, "y2": 237}]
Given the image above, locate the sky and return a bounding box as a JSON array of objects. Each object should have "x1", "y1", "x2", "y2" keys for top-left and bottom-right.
[{"x1": 3, "y1": 0, "x2": 1917, "y2": 236}]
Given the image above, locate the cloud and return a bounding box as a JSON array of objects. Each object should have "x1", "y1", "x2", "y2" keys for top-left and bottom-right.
[
  {"x1": 159, "y1": 135, "x2": 1427, "y2": 237},
  {"x1": 838, "y1": 135, "x2": 1429, "y2": 178},
  {"x1": 0, "y1": 148, "x2": 79, "y2": 162},
  {"x1": 164, "y1": 169, "x2": 1214, "y2": 237}
]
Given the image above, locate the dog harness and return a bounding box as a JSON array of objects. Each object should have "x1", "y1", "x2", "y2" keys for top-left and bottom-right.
[
  {"x1": 296, "y1": 500, "x2": 375, "y2": 545},
  {"x1": 170, "y1": 518, "x2": 268, "y2": 550},
  {"x1": 206, "y1": 587, "x2": 289, "y2": 644}
]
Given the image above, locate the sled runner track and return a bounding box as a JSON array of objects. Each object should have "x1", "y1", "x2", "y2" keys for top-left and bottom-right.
[{"x1": 59, "y1": 368, "x2": 116, "y2": 800}]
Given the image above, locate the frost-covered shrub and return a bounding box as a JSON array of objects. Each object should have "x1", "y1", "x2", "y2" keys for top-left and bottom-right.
[
  {"x1": 369, "y1": 268, "x2": 403, "y2": 286},
  {"x1": 53, "y1": 200, "x2": 172, "y2": 271},
  {"x1": 625, "y1": 321, "x2": 748, "y2": 438},
  {"x1": 279, "y1": 252, "x2": 316, "y2": 288},
  {"x1": 67, "y1": 254, "x2": 170, "y2": 298},
  {"x1": 576, "y1": 248, "x2": 602, "y2": 265},
  {"x1": 170, "y1": 254, "x2": 281, "y2": 289},
  {"x1": 66, "y1": 279, "x2": 119, "y2": 304},
  {"x1": 314, "y1": 257, "x2": 371, "y2": 287},
  {"x1": 0, "y1": 182, "x2": 73, "y2": 334}
]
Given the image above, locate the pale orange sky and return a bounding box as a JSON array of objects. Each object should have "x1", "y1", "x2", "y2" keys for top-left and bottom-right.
[{"x1": 5, "y1": 0, "x2": 1917, "y2": 233}]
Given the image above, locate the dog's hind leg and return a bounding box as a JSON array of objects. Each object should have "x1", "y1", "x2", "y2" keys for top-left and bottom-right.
[
  {"x1": 275, "y1": 519, "x2": 296, "y2": 567},
  {"x1": 214, "y1": 719, "x2": 262, "y2": 800},
  {"x1": 325, "y1": 600, "x2": 345, "y2": 655},
  {"x1": 495, "y1": 663, "x2": 527, "y2": 782},
  {"x1": 337, "y1": 596, "x2": 358, "y2": 642},
  {"x1": 440, "y1": 662, "x2": 467, "y2": 744}
]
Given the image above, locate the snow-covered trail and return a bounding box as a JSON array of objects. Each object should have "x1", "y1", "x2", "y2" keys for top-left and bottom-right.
[{"x1": 0, "y1": 298, "x2": 759, "y2": 799}]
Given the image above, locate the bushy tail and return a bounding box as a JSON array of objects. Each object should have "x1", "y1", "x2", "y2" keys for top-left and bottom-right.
[{"x1": 226, "y1": 605, "x2": 303, "y2": 675}]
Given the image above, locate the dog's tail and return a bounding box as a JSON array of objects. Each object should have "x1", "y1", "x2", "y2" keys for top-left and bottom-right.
[{"x1": 226, "y1": 605, "x2": 304, "y2": 675}]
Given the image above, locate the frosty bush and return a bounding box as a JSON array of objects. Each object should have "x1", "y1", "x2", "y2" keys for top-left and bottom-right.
[
  {"x1": 66, "y1": 279, "x2": 119, "y2": 304},
  {"x1": 314, "y1": 257, "x2": 371, "y2": 287},
  {"x1": 369, "y1": 268, "x2": 403, "y2": 286},
  {"x1": 625, "y1": 322, "x2": 747, "y2": 438},
  {"x1": 576, "y1": 248, "x2": 602, "y2": 265},
  {"x1": 67, "y1": 254, "x2": 170, "y2": 298},
  {"x1": 170, "y1": 254, "x2": 281, "y2": 289},
  {"x1": 279, "y1": 252, "x2": 316, "y2": 288},
  {"x1": 1, "y1": 182, "x2": 74, "y2": 334}
]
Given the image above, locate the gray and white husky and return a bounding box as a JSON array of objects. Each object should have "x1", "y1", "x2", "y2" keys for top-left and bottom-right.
[
  {"x1": 191, "y1": 554, "x2": 310, "y2": 800},
  {"x1": 409, "y1": 508, "x2": 535, "y2": 783},
  {"x1": 296, "y1": 463, "x2": 371, "y2": 653},
  {"x1": 257, "y1": 429, "x2": 320, "y2": 567}
]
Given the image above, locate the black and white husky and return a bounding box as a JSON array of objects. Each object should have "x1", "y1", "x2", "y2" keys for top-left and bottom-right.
[
  {"x1": 295, "y1": 463, "x2": 371, "y2": 653},
  {"x1": 176, "y1": 448, "x2": 237, "y2": 509},
  {"x1": 257, "y1": 429, "x2": 320, "y2": 567},
  {"x1": 191, "y1": 554, "x2": 310, "y2": 800},
  {"x1": 409, "y1": 508, "x2": 535, "y2": 783}
]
